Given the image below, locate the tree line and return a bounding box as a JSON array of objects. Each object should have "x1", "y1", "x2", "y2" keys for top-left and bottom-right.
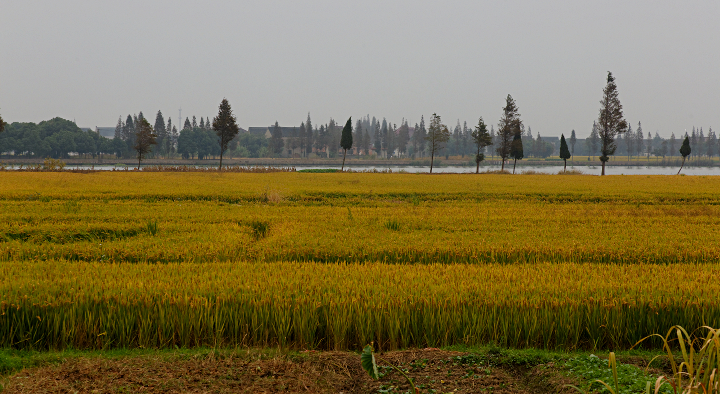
[{"x1": 0, "y1": 74, "x2": 711, "y2": 173}]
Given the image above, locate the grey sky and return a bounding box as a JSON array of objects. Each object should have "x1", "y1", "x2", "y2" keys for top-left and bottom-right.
[{"x1": 1, "y1": 0, "x2": 718, "y2": 138}]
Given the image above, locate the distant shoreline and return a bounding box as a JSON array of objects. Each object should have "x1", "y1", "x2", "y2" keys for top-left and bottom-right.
[{"x1": 0, "y1": 156, "x2": 713, "y2": 167}]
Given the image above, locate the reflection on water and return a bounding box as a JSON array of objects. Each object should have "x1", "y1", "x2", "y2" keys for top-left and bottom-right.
[{"x1": 3, "y1": 164, "x2": 719, "y2": 175}]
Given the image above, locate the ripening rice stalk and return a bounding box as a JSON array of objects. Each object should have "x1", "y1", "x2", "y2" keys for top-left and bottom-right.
[{"x1": 1, "y1": 260, "x2": 720, "y2": 351}]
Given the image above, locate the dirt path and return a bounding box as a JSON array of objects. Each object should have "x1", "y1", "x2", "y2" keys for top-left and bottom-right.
[{"x1": 1, "y1": 349, "x2": 575, "y2": 393}]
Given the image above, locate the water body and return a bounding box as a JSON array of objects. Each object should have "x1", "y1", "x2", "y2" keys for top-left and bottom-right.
[{"x1": 4, "y1": 164, "x2": 718, "y2": 175}]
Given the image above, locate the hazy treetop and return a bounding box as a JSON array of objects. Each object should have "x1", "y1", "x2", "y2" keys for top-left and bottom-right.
[{"x1": 1, "y1": 0, "x2": 718, "y2": 138}]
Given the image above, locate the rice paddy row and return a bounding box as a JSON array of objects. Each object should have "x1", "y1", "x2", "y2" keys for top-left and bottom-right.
[{"x1": 1, "y1": 172, "x2": 718, "y2": 351}]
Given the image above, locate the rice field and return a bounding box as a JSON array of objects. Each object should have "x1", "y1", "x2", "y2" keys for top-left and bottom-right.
[{"x1": 1, "y1": 172, "x2": 719, "y2": 351}]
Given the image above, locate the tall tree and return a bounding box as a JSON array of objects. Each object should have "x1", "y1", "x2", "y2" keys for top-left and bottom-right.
[
  {"x1": 183, "y1": 117, "x2": 192, "y2": 130},
  {"x1": 653, "y1": 132, "x2": 664, "y2": 160},
  {"x1": 397, "y1": 120, "x2": 410, "y2": 156},
  {"x1": 471, "y1": 117, "x2": 492, "y2": 174},
  {"x1": 153, "y1": 110, "x2": 166, "y2": 157},
  {"x1": 587, "y1": 122, "x2": 599, "y2": 160},
  {"x1": 305, "y1": 113, "x2": 313, "y2": 156},
  {"x1": 678, "y1": 136, "x2": 691, "y2": 175},
  {"x1": 426, "y1": 113, "x2": 450, "y2": 173},
  {"x1": 199, "y1": 117, "x2": 205, "y2": 130},
  {"x1": 171, "y1": 125, "x2": 179, "y2": 154},
  {"x1": 707, "y1": 128, "x2": 717, "y2": 158},
  {"x1": 698, "y1": 127, "x2": 706, "y2": 158},
  {"x1": 362, "y1": 129, "x2": 370, "y2": 155},
  {"x1": 0, "y1": 112, "x2": 4, "y2": 134},
  {"x1": 134, "y1": 118, "x2": 157, "y2": 168},
  {"x1": 596, "y1": 72, "x2": 627, "y2": 175},
  {"x1": 488, "y1": 126, "x2": 495, "y2": 159},
  {"x1": 165, "y1": 118, "x2": 173, "y2": 155},
  {"x1": 354, "y1": 119, "x2": 363, "y2": 155},
  {"x1": 387, "y1": 123, "x2": 397, "y2": 158},
  {"x1": 510, "y1": 128, "x2": 523, "y2": 174},
  {"x1": 340, "y1": 117, "x2": 353, "y2": 171},
  {"x1": 569, "y1": 129, "x2": 577, "y2": 159},
  {"x1": 270, "y1": 121, "x2": 285, "y2": 157},
  {"x1": 635, "y1": 122, "x2": 644, "y2": 159},
  {"x1": 453, "y1": 120, "x2": 462, "y2": 157},
  {"x1": 123, "y1": 115, "x2": 135, "y2": 140},
  {"x1": 462, "y1": 121, "x2": 470, "y2": 157},
  {"x1": 212, "y1": 98, "x2": 240, "y2": 169},
  {"x1": 559, "y1": 134, "x2": 571, "y2": 172},
  {"x1": 289, "y1": 127, "x2": 299, "y2": 156},
  {"x1": 646, "y1": 129, "x2": 653, "y2": 160},
  {"x1": 114, "y1": 117, "x2": 123, "y2": 140},
  {"x1": 625, "y1": 124, "x2": 634, "y2": 160},
  {"x1": 669, "y1": 132, "x2": 676, "y2": 157},
  {"x1": 496, "y1": 94, "x2": 522, "y2": 171},
  {"x1": 298, "y1": 122, "x2": 307, "y2": 157},
  {"x1": 417, "y1": 116, "x2": 427, "y2": 157},
  {"x1": 373, "y1": 121, "x2": 381, "y2": 155}
]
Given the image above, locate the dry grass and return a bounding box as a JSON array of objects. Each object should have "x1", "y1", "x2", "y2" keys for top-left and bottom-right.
[{"x1": 557, "y1": 169, "x2": 584, "y2": 175}]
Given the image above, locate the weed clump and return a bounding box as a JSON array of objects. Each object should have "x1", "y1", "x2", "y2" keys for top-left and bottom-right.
[
  {"x1": 384, "y1": 219, "x2": 401, "y2": 231},
  {"x1": 249, "y1": 220, "x2": 270, "y2": 240}
]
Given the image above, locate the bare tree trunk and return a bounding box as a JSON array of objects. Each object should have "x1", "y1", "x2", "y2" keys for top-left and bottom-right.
[
  {"x1": 601, "y1": 161, "x2": 605, "y2": 175},
  {"x1": 476, "y1": 146, "x2": 480, "y2": 174},
  {"x1": 341, "y1": 149, "x2": 347, "y2": 171},
  {"x1": 513, "y1": 159, "x2": 517, "y2": 174},
  {"x1": 430, "y1": 151, "x2": 434, "y2": 174},
  {"x1": 501, "y1": 159, "x2": 505, "y2": 171},
  {"x1": 677, "y1": 156, "x2": 686, "y2": 175},
  {"x1": 219, "y1": 152, "x2": 223, "y2": 170},
  {"x1": 564, "y1": 159, "x2": 567, "y2": 172}
]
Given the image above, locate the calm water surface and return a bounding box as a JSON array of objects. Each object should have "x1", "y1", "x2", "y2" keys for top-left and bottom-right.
[{"x1": 6, "y1": 164, "x2": 719, "y2": 175}]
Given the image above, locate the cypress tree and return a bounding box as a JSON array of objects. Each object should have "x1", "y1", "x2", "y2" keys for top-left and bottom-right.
[
  {"x1": 635, "y1": 122, "x2": 644, "y2": 159},
  {"x1": 114, "y1": 117, "x2": 123, "y2": 140},
  {"x1": 471, "y1": 117, "x2": 492, "y2": 174},
  {"x1": 496, "y1": 95, "x2": 522, "y2": 171},
  {"x1": 166, "y1": 118, "x2": 173, "y2": 155},
  {"x1": 154, "y1": 110, "x2": 166, "y2": 157},
  {"x1": 426, "y1": 113, "x2": 450, "y2": 173},
  {"x1": 569, "y1": 130, "x2": 577, "y2": 159},
  {"x1": 669, "y1": 132, "x2": 676, "y2": 157},
  {"x1": 373, "y1": 121, "x2": 381, "y2": 155},
  {"x1": 417, "y1": 116, "x2": 427, "y2": 157},
  {"x1": 678, "y1": 136, "x2": 691, "y2": 175},
  {"x1": 340, "y1": 117, "x2": 353, "y2": 171},
  {"x1": 305, "y1": 113, "x2": 313, "y2": 156},
  {"x1": 559, "y1": 134, "x2": 571, "y2": 172},
  {"x1": 397, "y1": 120, "x2": 410, "y2": 156},
  {"x1": 212, "y1": 98, "x2": 240, "y2": 169},
  {"x1": 510, "y1": 128, "x2": 523, "y2": 174},
  {"x1": 597, "y1": 72, "x2": 627, "y2": 175}
]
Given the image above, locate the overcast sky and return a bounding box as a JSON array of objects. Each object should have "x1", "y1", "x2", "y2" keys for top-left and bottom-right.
[{"x1": 1, "y1": 0, "x2": 718, "y2": 138}]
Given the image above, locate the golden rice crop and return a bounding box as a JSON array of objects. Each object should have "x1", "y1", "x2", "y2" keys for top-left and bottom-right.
[
  {"x1": 1, "y1": 260, "x2": 719, "y2": 351},
  {"x1": 1, "y1": 195, "x2": 719, "y2": 264},
  {"x1": 2, "y1": 172, "x2": 720, "y2": 351}
]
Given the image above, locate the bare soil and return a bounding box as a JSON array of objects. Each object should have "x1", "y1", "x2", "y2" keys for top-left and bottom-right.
[{"x1": 1, "y1": 349, "x2": 577, "y2": 394}]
